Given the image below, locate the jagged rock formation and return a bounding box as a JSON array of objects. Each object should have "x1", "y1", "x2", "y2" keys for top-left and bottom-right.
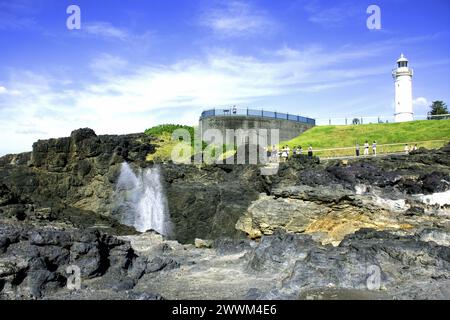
[
  {"x1": 0, "y1": 222, "x2": 151, "y2": 299},
  {"x1": 245, "y1": 229, "x2": 450, "y2": 299},
  {"x1": 236, "y1": 146, "x2": 450, "y2": 245},
  {"x1": 0, "y1": 129, "x2": 449, "y2": 299},
  {"x1": 0, "y1": 128, "x2": 155, "y2": 233},
  {"x1": 2, "y1": 128, "x2": 448, "y2": 245},
  {"x1": 162, "y1": 163, "x2": 265, "y2": 243}
]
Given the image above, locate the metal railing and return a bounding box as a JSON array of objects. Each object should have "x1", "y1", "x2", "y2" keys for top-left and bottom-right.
[
  {"x1": 200, "y1": 108, "x2": 316, "y2": 125},
  {"x1": 314, "y1": 114, "x2": 450, "y2": 126},
  {"x1": 308, "y1": 140, "x2": 448, "y2": 159}
]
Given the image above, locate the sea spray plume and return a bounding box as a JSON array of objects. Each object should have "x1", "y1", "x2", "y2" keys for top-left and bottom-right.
[{"x1": 114, "y1": 162, "x2": 172, "y2": 236}]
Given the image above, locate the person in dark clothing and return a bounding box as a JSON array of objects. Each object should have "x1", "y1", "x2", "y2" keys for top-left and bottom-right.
[
  {"x1": 355, "y1": 143, "x2": 360, "y2": 157},
  {"x1": 308, "y1": 145, "x2": 313, "y2": 157}
]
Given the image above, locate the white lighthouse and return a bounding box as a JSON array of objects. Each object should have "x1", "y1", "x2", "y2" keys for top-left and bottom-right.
[{"x1": 392, "y1": 54, "x2": 414, "y2": 122}]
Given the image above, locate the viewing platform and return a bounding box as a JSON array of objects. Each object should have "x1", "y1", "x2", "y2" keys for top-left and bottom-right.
[
  {"x1": 200, "y1": 108, "x2": 316, "y2": 126},
  {"x1": 199, "y1": 108, "x2": 315, "y2": 142}
]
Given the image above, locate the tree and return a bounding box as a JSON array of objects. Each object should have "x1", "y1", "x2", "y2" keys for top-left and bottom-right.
[
  {"x1": 429, "y1": 101, "x2": 448, "y2": 118},
  {"x1": 352, "y1": 118, "x2": 360, "y2": 125}
]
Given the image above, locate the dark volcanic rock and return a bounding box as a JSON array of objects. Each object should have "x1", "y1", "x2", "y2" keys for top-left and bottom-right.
[
  {"x1": 213, "y1": 238, "x2": 254, "y2": 255},
  {"x1": 420, "y1": 171, "x2": 450, "y2": 193},
  {"x1": 0, "y1": 223, "x2": 145, "y2": 298},
  {"x1": 0, "y1": 128, "x2": 156, "y2": 233},
  {"x1": 162, "y1": 163, "x2": 265, "y2": 243},
  {"x1": 0, "y1": 131, "x2": 449, "y2": 300},
  {"x1": 146, "y1": 256, "x2": 180, "y2": 273},
  {"x1": 246, "y1": 229, "x2": 450, "y2": 299}
]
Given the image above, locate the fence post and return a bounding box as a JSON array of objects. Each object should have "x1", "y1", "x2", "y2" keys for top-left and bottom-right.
[
  {"x1": 329, "y1": 118, "x2": 331, "y2": 125},
  {"x1": 361, "y1": 117, "x2": 363, "y2": 125},
  {"x1": 345, "y1": 118, "x2": 347, "y2": 125}
]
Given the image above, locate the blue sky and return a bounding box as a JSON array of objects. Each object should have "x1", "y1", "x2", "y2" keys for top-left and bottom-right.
[{"x1": 0, "y1": 0, "x2": 449, "y2": 155}]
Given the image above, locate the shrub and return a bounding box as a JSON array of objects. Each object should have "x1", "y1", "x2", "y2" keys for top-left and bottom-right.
[{"x1": 144, "y1": 124, "x2": 194, "y2": 139}]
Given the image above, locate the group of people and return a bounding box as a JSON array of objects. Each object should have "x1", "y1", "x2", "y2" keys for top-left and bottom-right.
[
  {"x1": 270, "y1": 145, "x2": 314, "y2": 162},
  {"x1": 404, "y1": 143, "x2": 418, "y2": 154},
  {"x1": 355, "y1": 141, "x2": 419, "y2": 157},
  {"x1": 267, "y1": 141, "x2": 419, "y2": 162},
  {"x1": 355, "y1": 140, "x2": 377, "y2": 157}
]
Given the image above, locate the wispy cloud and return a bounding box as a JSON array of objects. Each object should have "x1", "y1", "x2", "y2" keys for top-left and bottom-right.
[
  {"x1": 199, "y1": 1, "x2": 277, "y2": 37},
  {"x1": 83, "y1": 22, "x2": 129, "y2": 41},
  {"x1": 0, "y1": 31, "x2": 446, "y2": 155},
  {"x1": 0, "y1": 40, "x2": 396, "y2": 152},
  {"x1": 302, "y1": 0, "x2": 361, "y2": 27},
  {"x1": 0, "y1": 0, "x2": 40, "y2": 30},
  {"x1": 89, "y1": 53, "x2": 129, "y2": 76}
]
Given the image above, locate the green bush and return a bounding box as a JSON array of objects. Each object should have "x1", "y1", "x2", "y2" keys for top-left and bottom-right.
[{"x1": 144, "y1": 124, "x2": 194, "y2": 139}]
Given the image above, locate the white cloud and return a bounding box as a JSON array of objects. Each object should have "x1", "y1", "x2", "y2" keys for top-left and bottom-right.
[
  {"x1": 303, "y1": 0, "x2": 360, "y2": 27},
  {"x1": 90, "y1": 53, "x2": 129, "y2": 76},
  {"x1": 0, "y1": 40, "x2": 423, "y2": 155},
  {"x1": 199, "y1": 1, "x2": 276, "y2": 37},
  {"x1": 0, "y1": 86, "x2": 7, "y2": 94},
  {"x1": 79, "y1": 22, "x2": 156, "y2": 54},
  {"x1": 413, "y1": 97, "x2": 430, "y2": 113},
  {"x1": 83, "y1": 22, "x2": 129, "y2": 41}
]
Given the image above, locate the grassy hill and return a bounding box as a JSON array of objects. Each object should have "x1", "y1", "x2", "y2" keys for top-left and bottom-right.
[
  {"x1": 144, "y1": 124, "x2": 195, "y2": 162},
  {"x1": 145, "y1": 120, "x2": 450, "y2": 161},
  {"x1": 283, "y1": 119, "x2": 450, "y2": 158}
]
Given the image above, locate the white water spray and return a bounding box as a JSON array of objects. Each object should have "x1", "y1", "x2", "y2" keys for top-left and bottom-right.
[{"x1": 114, "y1": 163, "x2": 171, "y2": 235}]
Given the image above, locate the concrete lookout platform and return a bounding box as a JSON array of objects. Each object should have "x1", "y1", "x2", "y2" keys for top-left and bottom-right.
[{"x1": 199, "y1": 108, "x2": 315, "y2": 143}]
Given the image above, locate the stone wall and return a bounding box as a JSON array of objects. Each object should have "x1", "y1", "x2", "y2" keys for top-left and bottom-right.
[{"x1": 199, "y1": 116, "x2": 314, "y2": 144}]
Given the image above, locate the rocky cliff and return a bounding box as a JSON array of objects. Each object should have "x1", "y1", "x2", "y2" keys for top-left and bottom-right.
[
  {"x1": 0, "y1": 128, "x2": 449, "y2": 299},
  {"x1": 0, "y1": 128, "x2": 156, "y2": 233}
]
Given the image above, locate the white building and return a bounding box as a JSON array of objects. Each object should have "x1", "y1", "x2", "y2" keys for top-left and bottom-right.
[{"x1": 392, "y1": 54, "x2": 414, "y2": 122}]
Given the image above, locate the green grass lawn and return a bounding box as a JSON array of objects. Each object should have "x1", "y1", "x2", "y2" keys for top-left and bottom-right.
[{"x1": 283, "y1": 119, "x2": 450, "y2": 158}]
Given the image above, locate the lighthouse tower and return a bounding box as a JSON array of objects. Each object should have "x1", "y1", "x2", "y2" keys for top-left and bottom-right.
[{"x1": 392, "y1": 54, "x2": 414, "y2": 122}]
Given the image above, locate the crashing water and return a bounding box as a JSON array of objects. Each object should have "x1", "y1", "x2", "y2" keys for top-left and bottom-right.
[{"x1": 114, "y1": 162, "x2": 171, "y2": 235}]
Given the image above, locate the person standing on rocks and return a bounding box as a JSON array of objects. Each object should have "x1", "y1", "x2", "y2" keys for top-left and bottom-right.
[
  {"x1": 308, "y1": 145, "x2": 313, "y2": 157},
  {"x1": 372, "y1": 141, "x2": 377, "y2": 156},
  {"x1": 355, "y1": 143, "x2": 360, "y2": 157},
  {"x1": 271, "y1": 145, "x2": 278, "y2": 162},
  {"x1": 405, "y1": 144, "x2": 410, "y2": 154},
  {"x1": 281, "y1": 146, "x2": 288, "y2": 162},
  {"x1": 364, "y1": 140, "x2": 369, "y2": 156}
]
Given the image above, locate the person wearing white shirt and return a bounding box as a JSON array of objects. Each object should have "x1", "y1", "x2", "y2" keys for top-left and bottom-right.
[{"x1": 364, "y1": 141, "x2": 369, "y2": 156}]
